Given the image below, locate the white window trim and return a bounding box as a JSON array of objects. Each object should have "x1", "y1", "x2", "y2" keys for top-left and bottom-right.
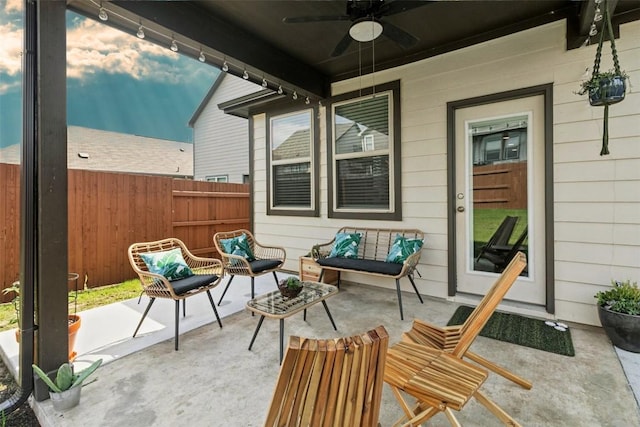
[{"x1": 269, "y1": 109, "x2": 315, "y2": 211}]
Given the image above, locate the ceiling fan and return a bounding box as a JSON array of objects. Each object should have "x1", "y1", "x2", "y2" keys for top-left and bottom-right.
[{"x1": 282, "y1": 0, "x2": 426, "y2": 57}]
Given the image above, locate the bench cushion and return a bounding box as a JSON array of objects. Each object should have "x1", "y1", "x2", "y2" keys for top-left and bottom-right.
[{"x1": 317, "y1": 258, "x2": 403, "y2": 276}]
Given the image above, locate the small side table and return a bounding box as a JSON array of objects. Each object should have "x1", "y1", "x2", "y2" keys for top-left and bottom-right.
[{"x1": 246, "y1": 281, "x2": 338, "y2": 363}]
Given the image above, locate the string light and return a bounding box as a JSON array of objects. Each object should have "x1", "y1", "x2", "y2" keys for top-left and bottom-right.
[
  {"x1": 98, "y1": 7, "x2": 108, "y2": 21},
  {"x1": 89, "y1": 1, "x2": 316, "y2": 104}
]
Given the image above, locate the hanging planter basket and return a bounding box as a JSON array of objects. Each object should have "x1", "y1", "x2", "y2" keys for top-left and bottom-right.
[
  {"x1": 578, "y1": 0, "x2": 627, "y2": 156},
  {"x1": 588, "y1": 74, "x2": 626, "y2": 107}
]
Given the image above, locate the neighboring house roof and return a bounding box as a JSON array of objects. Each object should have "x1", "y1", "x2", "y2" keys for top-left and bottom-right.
[
  {"x1": 272, "y1": 129, "x2": 311, "y2": 161},
  {"x1": 0, "y1": 126, "x2": 193, "y2": 177},
  {"x1": 188, "y1": 72, "x2": 225, "y2": 126}
]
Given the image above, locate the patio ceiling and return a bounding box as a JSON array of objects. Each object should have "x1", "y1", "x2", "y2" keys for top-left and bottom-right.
[{"x1": 68, "y1": 1, "x2": 640, "y2": 99}]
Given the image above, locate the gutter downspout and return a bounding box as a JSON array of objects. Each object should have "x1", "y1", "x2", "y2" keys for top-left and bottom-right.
[{"x1": 0, "y1": 0, "x2": 37, "y2": 414}]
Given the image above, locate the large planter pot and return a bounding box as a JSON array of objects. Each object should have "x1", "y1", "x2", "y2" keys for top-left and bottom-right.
[
  {"x1": 588, "y1": 75, "x2": 626, "y2": 106},
  {"x1": 598, "y1": 305, "x2": 640, "y2": 353},
  {"x1": 49, "y1": 385, "x2": 82, "y2": 411},
  {"x1": 15, "y1": 314, "x2": 81, "y2": 361}
]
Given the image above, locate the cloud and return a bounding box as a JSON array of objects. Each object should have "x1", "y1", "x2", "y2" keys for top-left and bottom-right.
[
  {"x1": 67, "y1": 16, "x2": 206, "y2": 85},
  {"x1": 0, "y1": 5, "x2": 212, "y2": 91}
]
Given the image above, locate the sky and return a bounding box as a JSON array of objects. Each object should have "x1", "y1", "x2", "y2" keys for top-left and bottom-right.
[{"x1": 0, "y1": 0, "x2": 219, "y2": 149}]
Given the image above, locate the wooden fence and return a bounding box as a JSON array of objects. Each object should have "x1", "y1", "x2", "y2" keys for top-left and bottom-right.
[
  {"x1": 1, "y1": 163, "x2": 250, "y2": 300},
  {"x1": 472, "y1": 161, "x2": 527, "y2": 209}
]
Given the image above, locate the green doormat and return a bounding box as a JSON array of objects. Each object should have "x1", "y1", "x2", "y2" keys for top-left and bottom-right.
[{"x1": 447, "y1": 305, "x2": 575, "y2": 357}]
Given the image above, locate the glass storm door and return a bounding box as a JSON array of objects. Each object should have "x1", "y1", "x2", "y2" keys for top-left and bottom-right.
[{"x1": 455, "y1": 95, "x2": 545, "y2": 305}]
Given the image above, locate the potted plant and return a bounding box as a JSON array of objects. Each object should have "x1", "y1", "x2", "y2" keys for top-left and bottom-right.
[
  {"x1": 595, "y1": 279, "x2": 640, "y2": 353},
  {"x1": 277, "y1": 276, "x2": 304, "y2": 299},
  {"x1": 578, "y1": 69, "x2": 627, "y2": 107},
  {"x1": 3, "y1": 273, "x2": 82, "y2": 360},
  {"x1": 577, "y1": 0, "x2": 627, "y2": 155},
  {"x1": 32, "y1": 358, "x2": 102, "y2": 411}
]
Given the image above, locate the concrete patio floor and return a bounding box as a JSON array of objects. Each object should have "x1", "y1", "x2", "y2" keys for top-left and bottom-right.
[{"x1": 1, "y1": 273, "x2": 639, "y2": 426}]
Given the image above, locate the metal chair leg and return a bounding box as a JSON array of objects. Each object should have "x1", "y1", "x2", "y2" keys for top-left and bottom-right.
[
  {"x1": 174, "y1": 300, "x2": 180, "y2": 351},
  {"x1": 408, "y1": 274, "x2": 424, "y2": 304},
  {"x1": 206, "y1": 290, "x2": 223, "y2": 329},
  {"x1": 133, "y1": 298, "x2": 156, "y2": 337},
  {"x1": 183, "y1": 299, "x2": 187, "y2": 317},
  {"x1": 251, "y1": 277, "x2": 255, "y2": 316},
  {"x1": 217, "y1": 275, "x2": 235, "y2": 306},
  {"x1": 395, "y1": 278, "x2": 404, "y2": 321},
  {"x1": 272, "y1": 271, "x2": 279, "y2": 284}
]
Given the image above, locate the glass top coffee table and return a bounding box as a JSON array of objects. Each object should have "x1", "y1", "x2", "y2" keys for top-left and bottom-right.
[{"x1": 246, "y1": 281, "x2": 338, "y2": 363}]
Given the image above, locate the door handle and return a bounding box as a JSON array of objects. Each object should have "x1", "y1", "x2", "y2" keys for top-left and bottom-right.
[{"x1": 456, "y1": 206, "x2": 465, "y2": 212}]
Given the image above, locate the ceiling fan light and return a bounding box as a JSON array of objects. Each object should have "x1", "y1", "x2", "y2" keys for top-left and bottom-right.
[{"x1": 349, "y1": 19, "x2": 383, "y2": 43}]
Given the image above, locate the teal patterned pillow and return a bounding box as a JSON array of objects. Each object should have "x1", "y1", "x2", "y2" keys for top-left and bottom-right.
[
  {"x1": 385, "y1": 234, "x2": 424, "y2": 264},
  {"x1": 220, "y1": 233, "x2": 255, "y2": 261},
  {"x1": 140, "y1": 248, "x2": 194, "y2": 281},
  {"x1": 329, "y1": 232, "x2": 362, "y2": 259}
]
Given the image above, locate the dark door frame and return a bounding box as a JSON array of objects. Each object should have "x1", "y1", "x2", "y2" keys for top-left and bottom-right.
[{"x1": 446, "y1": 83, "x2": 555, "y2": 314}]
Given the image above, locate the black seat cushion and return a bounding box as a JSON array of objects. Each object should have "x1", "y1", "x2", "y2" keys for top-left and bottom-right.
[
  {"x1": 317, "y1": 258, "x2": 402, "y2": 276},
  {"x1": 170, "y1": 274, "x2": 219, "y2": 295},
  {"x1": 248, "y1": 259, "x2": 282, "y2": 274}
]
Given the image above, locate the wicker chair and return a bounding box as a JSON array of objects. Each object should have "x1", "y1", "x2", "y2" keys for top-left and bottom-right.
[
  {"x1": 128, "y1": 238, "x2": 224, "y2": 350},
  {"x1": 213, "y1": 229, "x2": 286, "y2": 305},
  {"x1": 264, "y1": 326, "x2": 389, "y2": 427}
]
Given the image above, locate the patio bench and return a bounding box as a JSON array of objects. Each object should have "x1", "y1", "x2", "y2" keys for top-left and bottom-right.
[{"x1": 311, "y1": 227, "x2": 425, "y2": 320}]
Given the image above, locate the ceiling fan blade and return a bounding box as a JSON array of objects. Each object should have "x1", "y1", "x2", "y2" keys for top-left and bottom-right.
[
  {"x1": 283, "y1": 15, "x2": 351, "y2": 24},
  {"x1": 381, "y1": 21, "x2": 419, "y2": 49},
  {"x1": 377, "y1": 0, "x2": 432, "y2": 18},
  {"x1": 331, "y1": 33, "x2": 353, "y2": 57}
]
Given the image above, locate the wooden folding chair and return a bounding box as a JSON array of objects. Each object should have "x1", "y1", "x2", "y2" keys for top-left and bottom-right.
[
  {"x1": 385, "y1": 252, "x2": 528, "y2": 426},
  {"x1": 402, "y1": 251, "x2": 531, "y2": 389},
  {"x1": 264, "y1": 326, "x2": 389, "y2": 427}
]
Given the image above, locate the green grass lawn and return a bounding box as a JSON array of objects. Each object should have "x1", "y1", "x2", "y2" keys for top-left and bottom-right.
[
  {"x1": 0, "y1": 279, "x2": 142, "y2": 333},
  {"x1": 473, "y1": 208, "x2": 528, "y2": 245}
]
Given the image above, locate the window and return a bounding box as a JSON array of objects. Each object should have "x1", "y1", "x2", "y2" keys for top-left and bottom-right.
[
  {"x1": 206, "y1": 175, "x2": 228, "y2": 182},
  {"x1": 266, "y1": 107, "x2": 318, "y2": 216},
  {"x1": 471, "y1": 117, "x2": 528, "y2": 166},
  {"x1": 327, "y1": 81, "x2": 401, "y2": 220}
]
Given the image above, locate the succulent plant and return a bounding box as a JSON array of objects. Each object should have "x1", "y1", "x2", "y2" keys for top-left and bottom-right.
[{"x1": 32, "y1": 359, "x2": 103, "y2": 393}]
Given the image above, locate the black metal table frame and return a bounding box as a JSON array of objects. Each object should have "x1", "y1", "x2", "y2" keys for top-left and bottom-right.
[{"x1": 248, "y1": 301, "x2": 337, "y2": 363}]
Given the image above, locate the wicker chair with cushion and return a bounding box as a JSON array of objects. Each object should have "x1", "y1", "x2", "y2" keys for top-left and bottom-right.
[
  {"x1": 213, "y1": 229, "x2": 286, "y2": 305},
  {"x1": 128, "y1": 237, "x2": 224, "y2": 351}
]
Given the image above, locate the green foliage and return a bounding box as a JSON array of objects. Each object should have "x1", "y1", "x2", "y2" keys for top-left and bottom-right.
[
  {"x1": 32, "y1": 359, "x2": 103, "y2": 393},
  {"x1": 596, "y1": 280, "x2": 640, "y2": 315},
  {"x1": 283, "y1": 277, "x2": 302, "y2": 289},
  {"x1": 578, "y1": 70, "x2": 628, "y2": 96}
]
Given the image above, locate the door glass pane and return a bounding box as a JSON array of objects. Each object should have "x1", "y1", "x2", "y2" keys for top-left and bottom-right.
[{"x1": 469, "y1": 115, "x2": 529, "y2": 276}]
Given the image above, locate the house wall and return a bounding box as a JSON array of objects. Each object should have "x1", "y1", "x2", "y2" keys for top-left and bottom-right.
[
  {"x1": 251, "y1": 19, "x2": 640, "y2": 326},
  {"x1": 193, "y1": 75, "x2": 259, "y2": 182}
]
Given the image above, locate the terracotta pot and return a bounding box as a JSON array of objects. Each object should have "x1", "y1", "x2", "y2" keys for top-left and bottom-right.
[{"x1": 14, "y1": 314, "x2": 82, "y2": 361}]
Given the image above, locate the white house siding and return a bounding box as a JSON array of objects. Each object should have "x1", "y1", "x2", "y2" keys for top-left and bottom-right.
[
  {"x1": 193, "y1": 75, "x2": 259, "y2": 182},
  {"x1": 252, "y1": 20, "x2": 640, "y2": 326}
]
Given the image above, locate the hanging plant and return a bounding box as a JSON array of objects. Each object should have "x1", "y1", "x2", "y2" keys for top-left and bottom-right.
[{"x1": 577, "y1": 0, "x2": 627, "y2": 156}]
